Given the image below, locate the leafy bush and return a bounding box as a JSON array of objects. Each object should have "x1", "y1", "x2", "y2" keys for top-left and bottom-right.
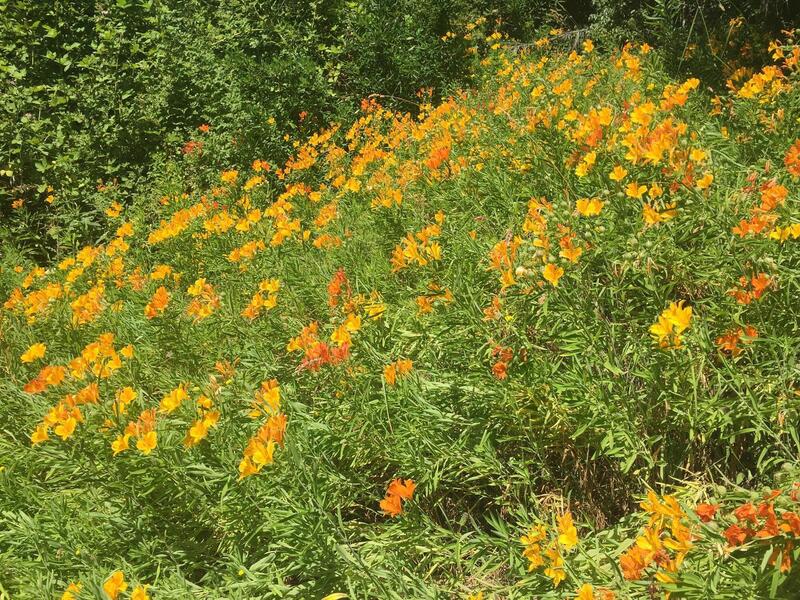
[{"x1": 0, "y1": 0, "x2": 559, "y2": 262}]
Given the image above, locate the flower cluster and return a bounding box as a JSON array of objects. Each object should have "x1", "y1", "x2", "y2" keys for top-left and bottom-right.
[
  {"x1": 619, "y1": 491, "x2": 694, "y2": 584},
  {"x1": 239, "y1": 379, "x2": 287, "y2": 479},
  {"x1": 520, "y1": 512, "x2": 579, "y2": 587}
]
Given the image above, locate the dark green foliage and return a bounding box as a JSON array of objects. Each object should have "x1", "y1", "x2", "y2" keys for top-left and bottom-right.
[
  {"x1": 0, "y1": 0, "x2": 557, "y2": 261},
  {"x1": 589, "y1": 0, "x2": 799, "y2": 82}
]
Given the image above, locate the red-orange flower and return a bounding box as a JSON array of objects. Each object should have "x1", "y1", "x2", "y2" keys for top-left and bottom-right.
[
  {"x1": 695, "y1": 503, "x2": 719, "y2": 523},
  {"x1": 734, "y1": 502, "x2": 758, "y2": 524},
  {"x1": 723, "y1": 524, "x2": 751, "y2": 547}
]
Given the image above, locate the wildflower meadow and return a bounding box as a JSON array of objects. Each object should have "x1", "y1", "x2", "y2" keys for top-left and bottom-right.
[{"x1": 2, "y1": 14, "x2": 800, "y2": 600}]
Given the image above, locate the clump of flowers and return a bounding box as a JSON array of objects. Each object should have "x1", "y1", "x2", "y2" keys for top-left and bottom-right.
[
  {"x1": 416, "y1": 281, "x2": 453, "y2": 314},
  {"x1": 287, "y1": 321, "x2": 348, "y2": 371},
  {"x1": 619, "y1": 491, "x2": 694, "y2": 584},
  {"x1": 112, "y1": 408, "x2": 158, "y2": 456},
  {"x1": 390, "y1": 214, "x2": 444, "y2": 272},
  {"x1": 101, "y1": 570, "x2": 150, "y2": 600},
  {"x1": 716, "y1": 325, "x2": 758, "y2": 357},
  {"x1": 70, "y1": 332, "x2": 132, "y2": 379},
  {"x1": 488, "y1": 237, "x2": 521, "y2": 291},
  {"x1": 728, "y1": 272, "x2": 772, "y2": 304},
  {"x1": 241, "y1": 279, "x2": 280, "y2": 320},
  {"x1": 719, "y1": 490, "x2": 800, "y2": 567},
  {"x1": 70, "y1": 282, "x2": 106, "y2": 325},
  {"x1": 520, "y1": 511, "x2": 579, "y2": 587},
  {"x1": 184, "y1": 394, "x2": 220, "y2": 448},
  {"x1": 239, "y1": 379, "x2": 287, "y2": 480},
  {"x1": 186, "y1": 278, "x2": 221, "y2": 321},
  {"x1": 491, "y1": 345, "x2": 513, "y2": 380}
]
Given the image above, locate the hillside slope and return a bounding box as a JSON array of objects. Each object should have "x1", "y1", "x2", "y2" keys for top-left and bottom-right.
[{"x1": 2, "y1": 30, "x2": 800, "y2": 599}]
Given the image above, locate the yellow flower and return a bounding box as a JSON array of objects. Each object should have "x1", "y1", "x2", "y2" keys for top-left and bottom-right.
[
  {"x1": 187, "y1": 278, "x2": 206, "y2": 296},
  {"x1": 520, "y1": 523, "x2": 547, "y2": 571},
  {"x1": 557, "y1": 512, "x2": 579, "y2": 549},
  {"x1": 103, "y1": 571, "x2": 128, "y2": 600},
  {"x1": 576, "y1": 584, "x2": 595, "y2": 600},
  {"x1": 131, "y1": 585, "x2": 150, "y2": 600},
  {"x1": 184, "y1": 418, "x2": 210, "y2": 447},
  {"x1": 220, "y1": 169, "x2": 239, "y2": 184},
  {"x1": 650, "y1": 301, "x2": 692, "y2": 348},
  {"x1": 543, "y1": 263, "x2": 564, "y2": 287},
  {"x1": 689, "y1": 148, "x2": 707, "y2": 162},
  {"x1": 105, "y1": 201, "x2": 123, "y2": 218},
  {"x1": 112, "y1": 433, "x2": 131, "y2": 456},
  {"x1": 576, "y1": 198, "x2": 604, "y2": 217},
  {"x1": 544, "y1": 545, "x2": 566, "y2": 587},
  {"x1": 115, "y1": 387, "x2": 137, "y2": 415},
  {"x1": 20, "y1": 342, "x2": 46, "y2": 363},
  {"x1": 664, "y1": 300, "x2": 692, "y2": 333},
  {"x1": 159, "y1": 386, "x2": 188, "y2": 413},
  {"x1": 31, "y1": 423, "x2": 49, "y2": 445},
  {"x1": 625, "y1": 182, "x2": 648, "y2": 199},
  {"x1": 344, "y1": 313, "x2": 361, "y2": 332},
  {"x1": 609, "y1": 165, "x2": 628, "y2": 181},
  {"x1": 330, "y1": 324, "x2": 351, "y2": 347},
  {"x1": 136, "y1": 431, "x2": 158, "y2": 454},
  {"x1": 696, "y1": 172, "x2": 714, "y2": 189},
  {"x1": 54, "y1": 417, "x2": 77, "y2": 440}
]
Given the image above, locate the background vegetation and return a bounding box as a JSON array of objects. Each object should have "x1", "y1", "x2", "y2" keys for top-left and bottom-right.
[{"x1": 2, "y1": 0, "x2": 797, "y2": 261}]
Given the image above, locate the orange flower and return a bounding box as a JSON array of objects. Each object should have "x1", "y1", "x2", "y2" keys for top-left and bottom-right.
[
  {"x1": 695, "y1": 503, "x2": 719, "y2": 522},
  {"x1": 782, "y1": 512, "x2": 800, "y2": 536},
  {"x1": 734, "y1": 502, "x2": 758, "y2": 524},
  {"x1": 620, "y1": 544, "x2": 651, "y2": 580},
  {"x1": 144, "y1": 285, "x2": 171, "y2": 318},
  {"x1": 387, "y1": 478, "x2": 416, "y2": 500},
  {"x1": 380, "y1": 478, "x2": 416, "y2": 517},
  {"x1": 492, "y1": 360, "x2": 508, "y2": 380},
  {"x1": 785, "y1": 139, "x2": 800, "y2": 177},
  {"x1": 384, "y1": 358, "x2": 413, "y2": 385},
  {"x1": 61, "y1": 582, "x2": 82, "y2": 600},
  {"x1": 379, "y1": 492, "x2": 403, "y2": 517}
]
